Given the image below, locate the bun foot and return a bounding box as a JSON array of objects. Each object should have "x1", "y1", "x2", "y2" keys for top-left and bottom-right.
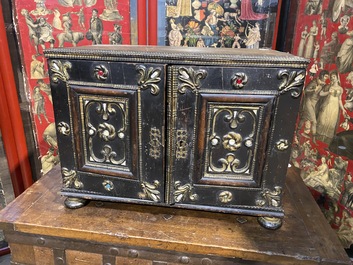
[
  {"x1": 258, "y1": 216, "x2": 283, "y2": 230},
  {"x1": 64, "y1": 197, "x2": 89, "y2": 209}
]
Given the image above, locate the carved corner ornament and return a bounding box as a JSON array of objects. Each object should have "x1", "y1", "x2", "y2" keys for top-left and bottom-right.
[
  {"x1": 178, "y1": 67, "x2": 207, "y2": 94},
  {"x1": 62, "y1": 167, "x2": 83, "y2": 189},
  {"x1": 277, "y1": 70, "x2": 305, "y2": 98},
  {"x1": 49, "y1": 60, "x2": 72, "y2": 83},
  {"x1": 136, "y1": 65, "x2": 162, "y2": 95},
  {"x1": 256, "y1": 186, "x2": 282, "y2": 208},
  {"x1": 173, "y1": 181, "x2": 199, "y2": 203},
  {"x1": 139, "y1": 180, "x2": 161, "y2": 202}
]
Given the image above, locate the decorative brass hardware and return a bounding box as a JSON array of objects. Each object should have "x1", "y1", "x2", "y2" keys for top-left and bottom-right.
[
  {"x1": 89, "y1": 144, "x2": 125, "y2": 165},
  {"x1": 276, "y1": 139, "x2": 289, "y2": 151},
  {"x1": 174, "y1": 181, "x2": 199, "y2": 203},
  {"x1": 207, "y1": 107, "x2": 257, "y2": 174},
  {"x1": 176, "y1": 129, "x2": 188, "y2": 159},
  {"x1": 277, "y1": 70, "x2": 305, "y2": 98},
  {"x1": 97, "y1": 123, "x2": 117, "y2": 141},
  {"x1": 231, "y1": 72, "x2": 248, "y2": 89},
  {"x1": 57, "y1": 122, "x2": 70, "y2": 136},
  {"x1": 219, "y1": 191, "x2": 233, "y2": 203},
  {"x1": 62, "y1": 168, "x2": 83, "y2": 189},
  {"x1": 102, "y1": 180, "x2": 114, "y2": 191},
  {"x1": 178, "y1": 67, "x2": 207, "y2": 94},
  {"x1": 84, "y1": 100, "x2": 127, "y2": 166},
  {"x1": 149, "y1": 127, "x2": 162, "y2": 159},
  {"x1": 95, "y1": 102, "x2": 117, "y2": 121},
  {"x1": 136, "y1": 65, "x2": 162, "y2": 95},
  {"x1": 209, "y1": 153, "x2": 241, "y2": 173},
  {"x1": 256, "y1": 186, "x2": 282, "y2": 207},
  {"x1": 94, "y1": 65, "x2": 108, "y2": 81},
  {"x1": 139, "y1": 181, "x2": 161, "y2": 202},
  {"x1": 222, "y1": 132, "x2": 242, "y2": 151},
  {"x1": 49, "y1": 60, "x2": 72, "y2": 83},
  {"x1": 224, "y1": 109, "x2": 246, "y2": 129}
]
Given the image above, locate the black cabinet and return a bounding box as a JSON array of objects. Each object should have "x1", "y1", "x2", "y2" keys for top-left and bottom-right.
[{"x1": 45, "y1": 46, "x2": 308, "y2": 229}]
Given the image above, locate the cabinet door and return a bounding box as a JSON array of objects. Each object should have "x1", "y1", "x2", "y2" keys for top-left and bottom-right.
[
  {"x1": 49, "y1": 60, "x2": 166, "y2": 204},
  {"x1": 167, "y1": 65, "x2": 280, "y2": 212}
]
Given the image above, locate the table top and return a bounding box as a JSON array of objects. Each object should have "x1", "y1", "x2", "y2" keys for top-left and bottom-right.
[{"x1": 0, "y1": 165, "x2": 350, "y2": 265}]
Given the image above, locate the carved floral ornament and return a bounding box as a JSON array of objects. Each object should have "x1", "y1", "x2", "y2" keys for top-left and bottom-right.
[
  {"x1": 62, "y1": 168, "x2": 83, "y2": 189},
  {"x1": 49, "y1": 60, "x2": 72, "y2": 83},
  {"x1": 277, "y1": 70, "x2": 305, "y2": 98},
  {"x1": 256, "y1": 186, "x2": 282, "y2": 208},
  {"x1": 174, "y1": 181, "x2": 199, "y2": 203},
  {"x1": 136, "y1": 65, "x2": 162, "y2": 95},
  {"x1": 139, "y1": 180, "x2": 161, "y2": 202},
  {"x1": 178, "y1": 67, "x2": 207, "y2": 94}
]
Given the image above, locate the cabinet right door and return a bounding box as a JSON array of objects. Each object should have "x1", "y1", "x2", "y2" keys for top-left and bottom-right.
[{"x1": 167, "y1": 65, "x2": 293, "y2": 214}]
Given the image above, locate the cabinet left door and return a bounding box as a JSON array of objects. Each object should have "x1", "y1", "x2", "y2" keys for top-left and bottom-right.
[{"x1": 48, "y1": 59, "x2": 167, "y2": 204}]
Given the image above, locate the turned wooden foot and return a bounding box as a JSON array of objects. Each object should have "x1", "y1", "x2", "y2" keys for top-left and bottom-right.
[
  {"x1": 257, "y1": 216, "x2": 283, "y2": 230},
  {"x1": 64, "y1": 197, "x2": 89, "y2": 209}
]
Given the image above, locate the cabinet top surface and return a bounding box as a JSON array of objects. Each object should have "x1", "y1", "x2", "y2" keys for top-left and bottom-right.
[{"x1": 44, "y1": 45, "x2": 309, "y2": 68}]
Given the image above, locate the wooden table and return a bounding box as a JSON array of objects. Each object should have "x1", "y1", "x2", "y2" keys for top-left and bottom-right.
[{"x1": 0, "y1": 166, "x2": 351, "y2": 265}]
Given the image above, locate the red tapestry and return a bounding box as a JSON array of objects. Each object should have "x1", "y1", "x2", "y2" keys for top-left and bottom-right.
[
  {"x1": 14, "y1": 0, "x2": 131, "y2": 174},
  {"x1": 291, "y1": 0, "x2": 353, "y2": 249}
]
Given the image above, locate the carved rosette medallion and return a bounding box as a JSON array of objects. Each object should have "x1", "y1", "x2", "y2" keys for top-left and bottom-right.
[
  {"x1": 102, "y1": 180, "x2": 114, "y2": 191},
  {"x1": 222, "y1": 132, "x2": 242, "y2": 151},
  {"x1": 173, "y1": 181, "x2": 199, "y2": 203},
  {"x1": 276, "y1": 139, "x2": 289, "y2": 151},
  {"x1": 256, "y1": 186, "x2": 282, "y2": 208},
  {"x1": 94, "y1": 65, "x2": 109, "y2": 81},
  {"x1": 219, "y1": 191, "x2": 233, "y2": 203},
  {"x1": 277, "y1": 70, "x2": 305, "y2": 98},
  {"x1": 149, "y1": 127, "x2": 162, "y2": 159},
  {"x1": 62, "y1": 167, "x2": 83, "y2": 189},
  {"x1": 49, "y1": 60, "x2": 72, "y2": 83},
  {"x1": 136, "y1": 65, "x2": 162, "y2": 95},
  {"x1": 97, "y1": 123, "x2": 116, "y2": 141},
  {"x1": 139, "y1": 181, "x2": 161, "y2": 202},
  {"x1": 177, "y1": 67, "x2": 207, "y2": 94},
  {"x1": 231, "y1": 72, "x2": 248, "y2": 89},
  {"x1": 57, "y1": 122, "x2": 70, "y2": 136}
]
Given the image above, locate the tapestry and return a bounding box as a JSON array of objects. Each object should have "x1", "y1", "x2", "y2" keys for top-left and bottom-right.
[
  {"x1": 291, "y1": 0, "x2": 353, "y2": 249},
  {"x1": 13, "y1": 0, "x2": 132, "y2": 174},
  {"x1": 163, "y1": 0, "x2": 280, "y2": 48}
]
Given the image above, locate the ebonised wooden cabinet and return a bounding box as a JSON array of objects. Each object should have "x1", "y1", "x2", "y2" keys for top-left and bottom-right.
[{"x1": 45, "y1": 46, "x2": 308, "y2": 229}]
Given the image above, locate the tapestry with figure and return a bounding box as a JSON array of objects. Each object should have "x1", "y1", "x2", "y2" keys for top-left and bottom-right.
[
  {"x1": 164, "y1": 0, "x2": 280, "y2": 48},
  {"x1": 290, "y1": 0, "x2": 353, "y2": 250},
  {"x1": 14, "y1": 0, "x2": 132, "y2": 174}
]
